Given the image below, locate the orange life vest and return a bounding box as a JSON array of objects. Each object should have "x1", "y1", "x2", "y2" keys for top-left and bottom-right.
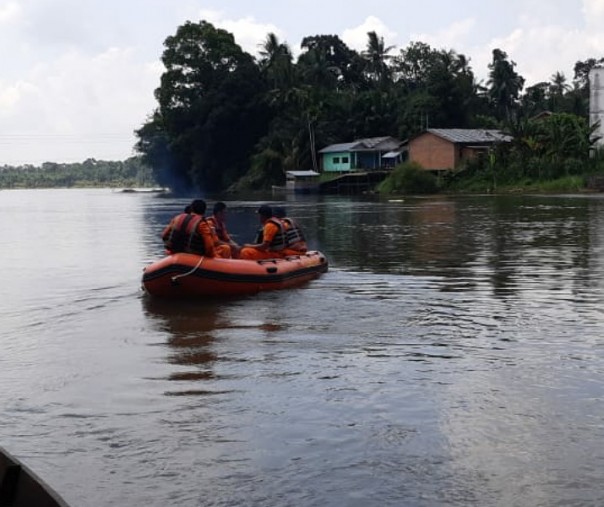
[
  {"x1": 281, "y1": 217, "x2": 306, "y2": 248},
  {"x1": 207, "y1": 216, "x2": 228, "y2": 243},
  {"x1": 267, "y1": 218, "x2": 288, "y2": 251},
  {"x1": 162, "y1": 213, "x2": 207, "y2": 255}
]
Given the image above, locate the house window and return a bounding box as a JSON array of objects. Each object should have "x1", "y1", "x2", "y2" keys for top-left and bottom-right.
[
  {"x1": 333, "y1": 157, "x2": 340, "y2": 163},
  {"x1": 342, "y1": 157, "x2": 349, "y2": 163}
]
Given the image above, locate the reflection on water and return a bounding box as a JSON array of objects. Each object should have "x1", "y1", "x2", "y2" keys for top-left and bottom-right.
[
  {"x1": 144, "y1": 299, "x2": 222, "y2": 387},
  {"x1": 2, "y1": 190, "x2": 604, "y2": 506}
]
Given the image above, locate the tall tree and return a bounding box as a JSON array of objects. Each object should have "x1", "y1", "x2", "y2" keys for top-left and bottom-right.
[
  {"x1": 394, "y1": 41, "x2": 436, "y2": 88},
  {"x1": 298, "y1": 34, "x2": 363, "y2": 91},
  {"x1": 570, "y1": 57, "x2": 604, "y2": 117},
  {"x1": 393, "y1": 42, "x2": 482, "y2": 130},
  {"x1": 258, "y1": 33, "x2": 295, "y2": 90},
  {"x1": 135, "y1": 20, "x2": 268, "y2": 193},
  {"x1": 548, "y1": 71, "x2": 570, "y2": 112},
  {"x1": 487, "y1": 49, "x2": 525, "y2": 121},
  {"x1": 550, "y1": 71, "x2": 570, "y2": 96},
  {"x1": 521, "y1": 82, "x2": 550, "y2": 117},
  {"x1": 573, "y1": 57, "x2": 604, "y2": 91},
  {"x1": 362, "y1": 31, "x2": 394, "y2": 86}
]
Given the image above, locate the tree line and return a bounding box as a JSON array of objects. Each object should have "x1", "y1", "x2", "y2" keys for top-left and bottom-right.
[
  {"x1": 0, "y1": 157, "x2": 155, "y2": 189},
  {"x1": 133, "y1": 20, "x2": 604, "y2": 194}
]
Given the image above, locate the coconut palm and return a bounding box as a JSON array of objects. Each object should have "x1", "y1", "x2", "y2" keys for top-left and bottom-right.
[
  {"x1": 487, "y1": 48, "x2": 525, "y2": 121},
  {"x1": 258, "y1": 33, "x2": 294, "y2": 89},
  {"x1": 362, "y1": 31, "x2": 395, "y2": 85}
]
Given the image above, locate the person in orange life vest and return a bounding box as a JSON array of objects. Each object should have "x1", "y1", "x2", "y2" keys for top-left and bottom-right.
[
  {"x1": 161, "y1": 199, "x2": 230, "y2": 258},
  {"x1": 239, "y1": 205, "x2": 289, "y2": 260},
  {"x1": 273, "y1": 206, "x2": 308, "y2": 254},
  {"x1": 207, "y1": 202, "x2": 241, "y2": 258}
]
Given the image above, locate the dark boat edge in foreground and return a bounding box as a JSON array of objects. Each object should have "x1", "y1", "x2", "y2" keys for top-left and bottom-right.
[{"x1": 0, "y1": 446, "x2": 70, "y2": 507}]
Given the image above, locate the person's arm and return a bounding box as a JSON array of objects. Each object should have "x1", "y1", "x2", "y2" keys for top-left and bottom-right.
[
  {"x1": 243, "y1": 222, "x2": 278, "y2": 251},
  {"x1": 198, "y1": 220, "x2": 216, "y2": 257}
]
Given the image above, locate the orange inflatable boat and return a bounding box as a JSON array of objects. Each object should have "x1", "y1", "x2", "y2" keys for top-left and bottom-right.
[{"x1": 142, "y1": 251, "x2": 328, "y2": 297}]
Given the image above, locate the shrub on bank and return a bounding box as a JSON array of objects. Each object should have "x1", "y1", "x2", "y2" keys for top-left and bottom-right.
[{"x1": 378, "y1": 162, "x2": 438, "y2": 195}]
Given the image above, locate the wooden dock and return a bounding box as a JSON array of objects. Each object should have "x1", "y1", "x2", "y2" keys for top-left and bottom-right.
[{"x1": 318, "y1": 171, "x2": 389, "y2": 194}]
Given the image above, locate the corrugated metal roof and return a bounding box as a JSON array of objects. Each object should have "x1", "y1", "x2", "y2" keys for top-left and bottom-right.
[
  {"x1": 358, "y1": 136, "x2": 392, "y2": 148},
  {"x1": 318, "y1": 142, "x2": 363, "y2": 153},
  {"x1": 427, "y1": 129, "x2": 512, "y2": 143},
  {"x1": 319, "y1": 136, "x2": 402, "y2": 153},
  {"x1": 382, "y1": 150, "x2": 406, "y2": 158}
]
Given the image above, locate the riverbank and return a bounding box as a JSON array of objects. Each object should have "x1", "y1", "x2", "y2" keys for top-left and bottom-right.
[{"x1": 442, "y1": 174, "x2": 604, "y2": 195}]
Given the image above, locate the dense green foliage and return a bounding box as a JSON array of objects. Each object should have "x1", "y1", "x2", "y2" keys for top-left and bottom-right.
[
  {"x1": 134, "y1": 21, "x2": 604, "y2": 193},
  {"x1": 378, "y1": 162, "x2": 438, "y2": 194},
  {"x1": 135, "y1": 21, "x2": 268, "y2": 194},
  {"x1": 440, "y1": 112, "x2": 604, "y2": 194},
  {"x1": 0, "y1": 157, "x2": 155, "y2": 189}
]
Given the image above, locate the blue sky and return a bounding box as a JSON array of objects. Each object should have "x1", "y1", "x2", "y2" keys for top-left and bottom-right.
[{"x1": 0, "y1": 0, "x2": 601, "y2": 165}]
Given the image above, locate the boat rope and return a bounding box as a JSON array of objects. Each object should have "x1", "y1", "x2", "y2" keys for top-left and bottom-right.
[{"x1": 171, "y1": 256, "x2": 204, "y2": 285}]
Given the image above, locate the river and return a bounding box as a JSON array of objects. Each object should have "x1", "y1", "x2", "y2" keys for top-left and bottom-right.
[{"x1": 1, "y1": 189, "x2": 604, "y2": 506}]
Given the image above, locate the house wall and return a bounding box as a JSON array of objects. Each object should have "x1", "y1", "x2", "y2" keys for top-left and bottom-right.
[
  {"x1": 460, "y1": 146, "x2": 486, "y2": 163},
  {"x1": 409, "y1": 133, "x2": 456, "y2": 170},
  {"x1": 356, "y1": 152, "x2": 382, "y2": 170},
  {"x1": 322, "y1": 152, "x2": 353, "y2": 172},
  {"x1": 383, "y1": 155, "x2": 402, "y2": 168}
]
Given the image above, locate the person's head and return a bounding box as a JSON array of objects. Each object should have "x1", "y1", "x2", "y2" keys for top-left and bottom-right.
[
  {"x1": 213, "y1": 201, "x2": 227, "y2": 218},
  {"x1": 190, "y1": 199, "x2": 206, "y2": 215},
  {"x1": 273, "y1": 206, "x2": 286, "y2": 218},
  {"x1": 257, "y1": 204, "x2": 273, "y2": 222}
]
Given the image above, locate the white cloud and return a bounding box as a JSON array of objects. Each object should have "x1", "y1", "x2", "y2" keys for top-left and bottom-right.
[
  {"x1": 0, "y1": 0, "x2": 20, "y2": 24},
  {"x1": 583, "y1": 0, "x2": 604, "y2": 20},
  {"x1": 410, "y1": 6, "x2": 604, "y2": 86},
  {"x1": 474, "y1": 13, "x2": 604, "y2": 86},
  {"x1": 197, "y1": 9, "x2": 284, "y2": 56},
  {"x1": 341, "y1": 16, "x2": 398, "y2": 53},
  {"x1": 0, "y1": 80, "x2": 36, "y2": 122},
  {"x1": 0, "y1": 7, "x2": 289, "y2": 165},
  {"x1": 0, "y1": 46, "x2": 161, "y2": 164},
  {"x1": 410, "y1": 17, "x2": 476, "y2": 51}
]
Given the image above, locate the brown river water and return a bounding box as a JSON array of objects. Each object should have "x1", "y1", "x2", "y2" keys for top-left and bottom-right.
[{"x1": 1, "y1": 188, "x2": 604, "y2": 506}]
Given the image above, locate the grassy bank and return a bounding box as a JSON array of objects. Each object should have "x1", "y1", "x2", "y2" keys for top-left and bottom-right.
[
  {"x1": 444, "y1": 174, "x2": 589, "y2": 194},
  {"x1": 377, "y1": 160, "x2": 604, "y2": 196}
]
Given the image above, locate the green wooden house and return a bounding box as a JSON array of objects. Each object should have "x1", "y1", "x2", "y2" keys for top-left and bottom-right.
[{"x1": 318, "y1": 136, "x2": 404, "y2": 173}]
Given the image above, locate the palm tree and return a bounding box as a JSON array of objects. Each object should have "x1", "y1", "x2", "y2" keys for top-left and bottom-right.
[
  {"x1": 550, "y1": 71, "x2": 570, "y2": 96},
  {"x1": 258, "y1": 33, "x2": 281, "y2": 64},
  {"x1": 362, "y1": 31, "x2": 395, "y2": 85},
  {"x1": 487, "y1": 48, "x2": 525, "y2": 121},
  {"x1": 548, "y1": 71, "x2": 570, "y2": 112},
  {"x1": 258, "y1": 33, "x2": 294, "y2": 89}
]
